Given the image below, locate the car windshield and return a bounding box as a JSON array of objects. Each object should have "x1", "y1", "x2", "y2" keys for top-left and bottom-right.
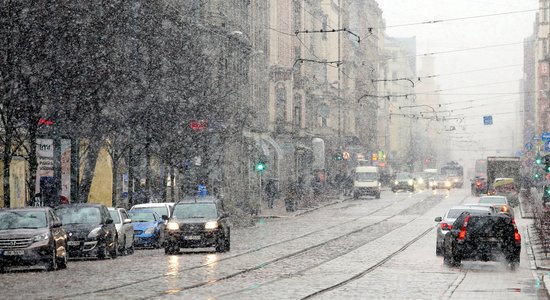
[
  {"x1": 0, "y1": 211, "x2": 47, "y2": 229},
  {"x1": 172, "y1": 203, "x2": 218, "y2": 219},
  {"x1": 479, "y1": 197, "x2": 507, "y2": 205},
  {"x1": 132, "y1": 207, "x2": 167, "y2": 217},
  {"x1": 55, "y1": 207, "x2": 101, "y2": 225},
  {"x1": 356, "y1": 172, "x2": 379, "y2": 181},
  {"x1": 108, "y1": 210, "x2": 121, "y2": 223},
  {"x1": 435, "y1": 175, "x2": 447, "y2": 180},
  {"x1": 446, "y1": 208, "x2": 485, "y2": 219},
  {"x1": 128, "y1": 212, "x2": 157, "y2": 223}
]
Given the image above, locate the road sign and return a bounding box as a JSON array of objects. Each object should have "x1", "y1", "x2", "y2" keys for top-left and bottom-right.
[
  {"x1": 545, "y1": 141, "x2": 550, "y2": 152},
  {"x1": 542, "y1": 132, "x2": 550, "y2": 141},
  {"x1": 525, "y1": 142, "x2": 534, "y2": 151},
  {"x1": 483, "y1": 115, "x2": 493, "y2": 125}
]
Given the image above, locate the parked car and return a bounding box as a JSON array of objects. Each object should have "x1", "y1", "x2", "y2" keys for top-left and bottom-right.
[
  {"x1": 108, "y1": 207, "x2": 134, "y2": 255},
  {"x1": 164, "y1": 196, "x2": 230, "y2": 254},
  {"x1": 442, "y1": 209, "x2": 520, "y2": 269},
  {"x1": 54, "y1": 204, "x2": 118, "y2": 259},
  {"x1": 434, "y1": 205, "x2": 498, "y2": 256},
  {"x1": 128, "y1": 210, "x2": 164, "y2": 248},
  {"x1": 130, "y1": 202, "x2": 174, "y2": 219},
  {"x1": 429, "y1": 174, "x2": 452, "y2": 190},
  {"x1": 391, "y1": 172, "x2": 415, "y2": 192},
  {"x1": 0, "y1": 207, "x2": 68, "y2": 272}
]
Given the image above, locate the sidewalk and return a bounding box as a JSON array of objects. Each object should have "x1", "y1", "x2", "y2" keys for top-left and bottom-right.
[{"x1": 255, "y1": 192, "x2": 347, "y2": 219}]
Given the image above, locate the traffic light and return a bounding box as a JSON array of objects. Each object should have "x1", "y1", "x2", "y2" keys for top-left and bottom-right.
[
  {"x1": 545, "y1": 155, "x2": 550, "y2": 173},
  {"x1": 536, "y1": 154, "x2": 542, "y2": 165},
  {"x1": 333, "y1": 153, "x2": 343, "y2": 161},
  {"x1": 255, "y1": 161, "x2": 266, "y2": 172}
]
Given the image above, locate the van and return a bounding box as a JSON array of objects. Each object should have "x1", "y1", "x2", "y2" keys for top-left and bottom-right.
[{"x1": 353, "y1": 166, "x2": 381, "y2": 199}]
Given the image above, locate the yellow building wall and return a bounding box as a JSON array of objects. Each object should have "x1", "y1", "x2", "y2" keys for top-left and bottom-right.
[{"x1": 86, "y1": 147, "x2": 113, "y2": 207}]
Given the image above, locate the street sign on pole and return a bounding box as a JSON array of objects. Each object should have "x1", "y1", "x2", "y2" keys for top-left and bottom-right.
[
  {"x1": 542, "y1": 132, "x2": 550, "y2": 141},
  {"x1": 545, "y1": 141, "x2": 550, "y2": 152},
  {"x1": 483, "y1": 115, "x2": 493, "y2": 125}
]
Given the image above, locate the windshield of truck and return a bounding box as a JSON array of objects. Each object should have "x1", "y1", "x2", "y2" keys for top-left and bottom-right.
[{"x1": 356, "y1": 172, "x2": 379, "y2": 181}]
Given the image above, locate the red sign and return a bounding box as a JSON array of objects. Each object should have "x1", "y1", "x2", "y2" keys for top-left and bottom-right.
[
  {"x1": 190, "y1": 120, "x2": 208, "y2": 132},
  {"x1": 38, "y1": 118, "x2": 54, "y2": 126}
]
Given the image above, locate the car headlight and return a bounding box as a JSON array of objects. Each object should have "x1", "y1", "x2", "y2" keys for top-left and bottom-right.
[
  {"x1": 417, "y1": 178, "x2": 424, "y2": 184},
  {"x1": 205, "y1": 221, "x2": 219, "y2": 230},
  {"x1": 445, "y1": 181, "x2": 451, "y2": 187},
  {"x1": 394, "y1": 180, "x2": 399, "y2": 185},
  {"x1": 144, "y1": 227, "x2": 156, "y2": 234},
  {"x1": 33, "y1": 232, "x2": 50, "y2": 242},
  {"x1": 88, "y1": 226, "x2": 104, "y2": 239},
  {"x1": 408, "y1": 180, "x2": 413, "y2": 185},
  {"x1": 166, "y1": 222, "x2": 179, "y2": 231}
]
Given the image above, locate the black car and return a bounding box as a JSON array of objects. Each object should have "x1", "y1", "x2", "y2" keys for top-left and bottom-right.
[
  {"x1": 164, "y1": 196, "x2": 230, "y2": 254},
  {"x1": 55, "y1": 204, "x2": 118, "y2": 259},
  {"x1": 0, "y1": 207, "x2": 68, "y2": 272},
  {"x1": 442, "y1": 209, "x2": 520, "y2": 269}
]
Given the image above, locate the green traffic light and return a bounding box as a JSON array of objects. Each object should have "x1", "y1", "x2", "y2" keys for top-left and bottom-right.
[
  {"x1": 536, "y1": 157, "x2": 542, "y2": 164},
  {"x1": 255, "y1": 162, "x2": 266, "y2": 172}
]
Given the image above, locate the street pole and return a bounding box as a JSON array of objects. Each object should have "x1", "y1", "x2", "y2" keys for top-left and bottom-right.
[{"x1": 259, "y1": 172, "x2": 262, "y2": 215}]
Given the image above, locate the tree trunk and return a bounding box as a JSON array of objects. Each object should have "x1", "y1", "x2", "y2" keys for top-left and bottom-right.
[
  {"x1": 70, "y1": 137, "x2": 80, "y2": 203},
  {"x1": 52, "y1": 132, "x2": 62, "y2": 207},
  {"x1": 28, "y1": 128, "x2": 38, "y2": 204},
  {"x1": 3, "y1": 137, "x2": 12, "y2": 208},
  {"x1": 111, "y1": 157, "x2": 119, "y2": 207},
  {"x1": 170, "y1": 166, "x2": 175, "y2": 202},
  {"x1": 78, "y1": 138, "x2": 101, "y2": 203},
  {"x1": 128, "y1": 147, "x2": 135, "y2": 206}
]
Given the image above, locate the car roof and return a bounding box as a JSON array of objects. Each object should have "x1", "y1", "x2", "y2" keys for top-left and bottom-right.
[
  {"x1": 177, "y1": 197, "x2": 220, "y2": 204},
  {"x1": 447, "y1": 205, "x2": 493, "y2": 211},
  {"x1": 128, "y1": 209, "x2": 160, "y2": 216},
  {"x1": 0, "y1": 207, "x2": 51, "y2": 212},
  {"x1": 55, "y1": 204, "x2": 104, "y2": 208}
]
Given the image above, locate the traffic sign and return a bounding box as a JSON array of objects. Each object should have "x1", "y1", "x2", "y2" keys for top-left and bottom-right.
[
  {"x1": 545, "y1": 141, "x2": 550, "y2": 152},
  {"x1": 525, "y1": 142, "x2": 534, "y2": 151},
  {"x1": 542, "y1": 132, "x2": 550, "y2": 141},
  {"x1": 483, "y1": 115, "x2": 493, "y2": 125}
]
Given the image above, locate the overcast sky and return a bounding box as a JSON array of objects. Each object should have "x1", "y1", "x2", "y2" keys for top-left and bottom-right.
[{"x1": 377, "y1": 0, "x2": 538, "y2": 168}]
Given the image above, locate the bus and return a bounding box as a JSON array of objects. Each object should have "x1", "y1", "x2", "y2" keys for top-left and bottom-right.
[{"x1": 474, "y1": 159, "x2": 487, "y2": 178}]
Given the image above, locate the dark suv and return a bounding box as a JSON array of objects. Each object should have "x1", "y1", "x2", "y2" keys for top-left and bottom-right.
[
  {"x1": 442, "y1": 209, "x2": 520, "y2": 269},
  {"x1": 164, "y1": 196, "x2": 230, "y2": 254},
  {"x1": 55, "y1": 204, "x2": 118, "y2": 259}
]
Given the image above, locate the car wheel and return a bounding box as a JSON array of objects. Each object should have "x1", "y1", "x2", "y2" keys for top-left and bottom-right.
[
  {"x1": 353, "y1": 192, "x2": 359, "y2": 199},
  {"x1": 216, "y1": 234, "x2": 227, "y2": 253},
  {"x1": 97, "y1": 242, "x2": 108, "y2": 260},
  {"x1": 118, "y1": 236, "x2": 126, "y2": 256},
  {"x1": 127, "y1": 243, "x2": 134, "y2": 255},
  {"x1": 110, "y1": 238, "x2": 118, "y2": 259},
  {"x1": 224, "y1": 229, "x2": 231, "y2": 252},
  {"x1": 375, "y1": 192, "x2": 381, "y2": 199},
  {"x1": 436, "y1": 246, "x2": 442, "y2": 256},
  {"x1": 45, "y1": 246, "x2": 58, "y2": 271}
]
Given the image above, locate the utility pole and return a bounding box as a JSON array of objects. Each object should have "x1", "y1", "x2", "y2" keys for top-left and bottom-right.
[{"x1": 337, "y1": 0, "x2": 341, "y2": 149}]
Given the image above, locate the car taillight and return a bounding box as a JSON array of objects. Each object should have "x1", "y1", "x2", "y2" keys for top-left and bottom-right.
[
  {"x1": 514, "y1": 229, "x2": 521, "y2": 243},
  {"x1": 475, "y1": 182, "x2": 481, "y2": 187},
  {"x1": 440, "y1": 223, "x2": 452, "y2": 230},
  {"x1": 457, "y1": 215, "x2": 470, "y2": 241}
]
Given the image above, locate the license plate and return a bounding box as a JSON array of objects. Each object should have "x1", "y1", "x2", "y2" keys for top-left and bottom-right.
[
  {"x1": 4, "y1": 250, "x2": 24, "y2": 256},
  {"x1": 183, "y1": 236, "x2": 201, "y2": 240},
  {"x1": 67, "y1": 241, "x2": 81, "y2": 246},
  {"x1": 485, "y1": 237, "x2": 498, "y2": 242}
]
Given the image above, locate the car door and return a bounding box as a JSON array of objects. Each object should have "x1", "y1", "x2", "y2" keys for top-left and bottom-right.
[
  {"x1": 101, "y1": 206, "x2": 116, "y2": 245},
  {"x1": 120, "y1": 209, "x2": 133, "y2": 249},
  {"x1": 49, "y1": 209, "x2": 66, "y2": 250}
]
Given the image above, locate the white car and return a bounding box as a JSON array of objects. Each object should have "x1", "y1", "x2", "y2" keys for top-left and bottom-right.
[
  {"x1": 130, "y1": 202, "x2": 175, "y2": 218},
  {"x1": 108, "y1": 207, "x2": 134, "y2": 255}
]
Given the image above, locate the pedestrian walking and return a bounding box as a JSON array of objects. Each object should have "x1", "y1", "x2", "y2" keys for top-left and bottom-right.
[{"x1": 265, "y1": 179, "x2": 278, "y2": 209}]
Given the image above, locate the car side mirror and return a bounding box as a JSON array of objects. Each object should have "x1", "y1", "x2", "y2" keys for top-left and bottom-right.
[
  {"x1": 434, "y1": 217, "x2": 442, "y2": 222},
  {"x1": 123, "y1": 218, "x2": 132, "y2": 224},
  {"x1": 161, "y1": 215, "x2": 169, "y2": 221},
  {"x1": 106, "y1": 218, "x2": 114, "y2": 224},
  {"x1": 52, "y1": 221, "x2": 62, "y2": 228}
]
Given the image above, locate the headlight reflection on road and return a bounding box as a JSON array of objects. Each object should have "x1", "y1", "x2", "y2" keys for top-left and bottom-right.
[
  {"x1": 164, "y1": 255, "x2": 182, "y2": 295},
  {"x1": 204, "y1": 254, "x2": 219, "y2": 282}
]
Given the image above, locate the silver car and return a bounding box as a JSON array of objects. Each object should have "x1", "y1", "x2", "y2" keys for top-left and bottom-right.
[
  {"x1": 434, "y1": 205, "x2": 498, "y2": 256},
  {"x1": 108, "y1": 207, "x2": 134, "y2": 255}
]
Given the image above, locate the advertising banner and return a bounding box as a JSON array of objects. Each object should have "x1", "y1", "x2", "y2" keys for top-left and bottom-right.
[{"x1": 36, "y1": 139, "x2": 71, "y2": 201}]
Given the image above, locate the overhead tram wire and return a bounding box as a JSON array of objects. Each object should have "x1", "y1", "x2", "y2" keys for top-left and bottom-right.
[{"x1": 361, "y1": 8, "x2": 538, "y2": 40}]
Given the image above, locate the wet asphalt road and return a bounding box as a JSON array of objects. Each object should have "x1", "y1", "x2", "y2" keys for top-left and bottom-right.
[{"x1": 0, "y1": 187, "x2": 547, "y2": 299}]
